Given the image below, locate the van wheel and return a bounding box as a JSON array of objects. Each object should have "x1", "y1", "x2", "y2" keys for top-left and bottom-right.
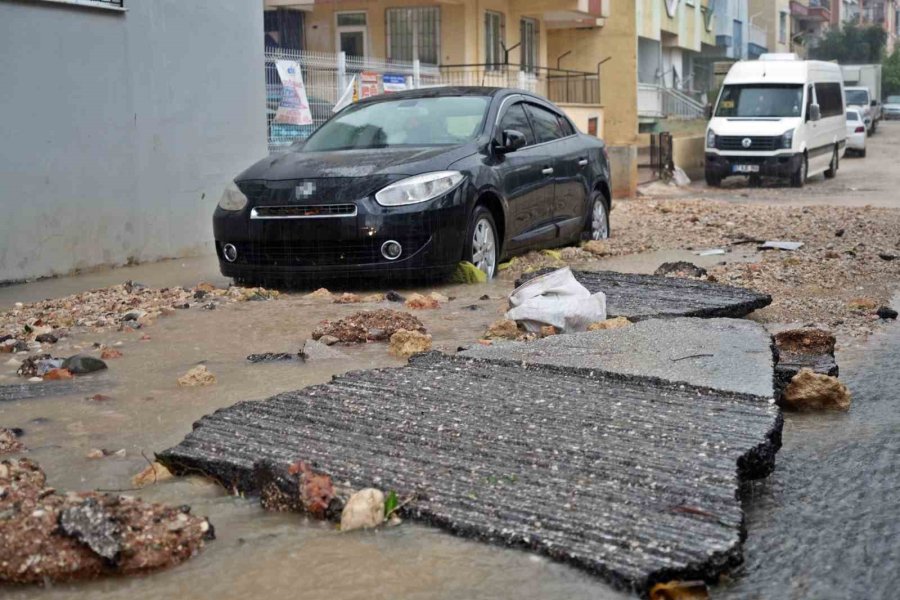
[
  {"x1": 748, "y1": 175, "x2": 762, "y2": 187},
  {"x1": 791, "y1": 154, "x2": 807, "y2": 188},
  {"x1": 824, "y1": 147, "x2": 838, "y2": 179},
  {"x1": 705, "y1": 172, "x2": 721, "y2": 187}
]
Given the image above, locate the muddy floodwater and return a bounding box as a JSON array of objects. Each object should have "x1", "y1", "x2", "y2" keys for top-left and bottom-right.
[{"x1": 1, "y1": 260, "x2": 896, "y2": 599}]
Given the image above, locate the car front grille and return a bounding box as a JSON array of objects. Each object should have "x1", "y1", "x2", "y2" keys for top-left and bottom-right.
[
  {"x1": 223, "y1": 235, "x2": 431, "y2": 267},
  {"x1": 251, "y1": 204, "x2": 357, "y2": 219},
  {"x1": 717, "y1": 136, "x2": 780, "y2": 151}
]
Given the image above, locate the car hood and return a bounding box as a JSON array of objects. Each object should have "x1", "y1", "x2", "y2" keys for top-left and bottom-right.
[
  {"x1": 236, "y1": 145, "x2": 476, "y2": 182},
  {"x1": 884, "y1": 103, "x2": 900, "y2": 110},
  {"x1": 708, "y1": 117, "x2": 799, "y2": 137}
]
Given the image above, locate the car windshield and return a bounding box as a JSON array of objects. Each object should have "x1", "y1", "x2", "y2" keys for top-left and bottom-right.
[
  {"x1": 887, "y1": 95, "x2": 900, "y2": 104},
  {"x1": 302, "y1": 96, "x2": 490, "y2": 151},
  {"x1": 715, "y1": 84, "x2": 804, "y2": 118},
  {"x1": 845, "y1": 89, "x2": 869, "y2": 105},
  {"x1": 846, "y1": 111, "x2": 860, "y2": 121}
]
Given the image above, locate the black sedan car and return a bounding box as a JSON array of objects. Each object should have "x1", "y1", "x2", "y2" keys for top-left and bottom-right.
[{"x1": 214, "y1": 87, "x2": 612, "y2": 282}]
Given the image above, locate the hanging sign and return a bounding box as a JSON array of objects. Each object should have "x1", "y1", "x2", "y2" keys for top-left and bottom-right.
[{"x1": 273, "y1": 60, "x2": 313, "y2": 126}]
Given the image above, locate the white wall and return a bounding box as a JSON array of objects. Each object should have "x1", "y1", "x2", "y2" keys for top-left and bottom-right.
[{"x1": 0, "y1": 0, "x2": 267, "y2": 283}]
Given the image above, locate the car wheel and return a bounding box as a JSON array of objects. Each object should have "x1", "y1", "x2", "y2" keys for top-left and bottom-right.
[
  {"x1": 824, "y1": 147, "x2": 838, "y2": 179},
  {"x1": 705, "y1": 172, "x2": 721, "y2": 187},
  {"x1": 860, "y1": 148, "x2": 867, "y2": 158},
  {"x1": 589, "y1": 193, "x2": 610, "y2": 240},
  {"x1": 791, "y1": 154, "x2": 807, "y2": 188},
  {"x1": 465, "y1": 205, "x2": 498, "y2": 280}
]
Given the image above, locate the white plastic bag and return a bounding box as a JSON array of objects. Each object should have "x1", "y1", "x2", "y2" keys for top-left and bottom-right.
[{"x1": 505, "y1": 267, "x2": 607, "y2": 333}]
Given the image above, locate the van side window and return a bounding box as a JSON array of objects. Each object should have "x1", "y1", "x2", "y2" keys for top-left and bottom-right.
[{"x1": 814, "y1": 83, "x2": 844, "y2": 118}]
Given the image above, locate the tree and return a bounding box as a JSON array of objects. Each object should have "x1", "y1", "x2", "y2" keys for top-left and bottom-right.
[
  {"x1": 884, "y1": 49, "x2": 900, "y2": 97},
  {"x1": 809, "y1": 24, "x2": 887, "y2": 64}
]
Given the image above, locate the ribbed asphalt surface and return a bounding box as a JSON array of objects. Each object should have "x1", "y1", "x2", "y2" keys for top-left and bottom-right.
[
  {"x1": 160, "y1": 352, "x2": 781, "y2": 593},
  {"x1": 516, "y1": 269, "x2": 772, "y2": 321}
]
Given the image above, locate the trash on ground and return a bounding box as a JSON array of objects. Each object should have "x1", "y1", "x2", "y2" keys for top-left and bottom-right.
[
  {"x1": 0, "y1": 458, "x2": 212, "y2": 584},
  {"x1": 696, "y1": 249, "x2": 726, "y2": 257},
  {"x1": 132, "y1": 461, "x2": 174, "y2": 488},
  {"x1": 671, "y1": 166, "x2": 692, "y2": 187},
  {"x1": 781, "y1": 368, "x2": 851, "y2": 411},
  {"x1": 86, "y1": 448, "x2": 126, "y2": 459},
  {"x1": 654, "y1": 261, "x2": 708, "y2": 278},
  {"x1": 506, "y1": 267, "x2": 607, "y2": 333},
  {"x1": 177, "y1": 365, "x2": 216, "y2": 387},
  {"x1": 388, "y1": 329, "x2": 433, "y2": 358},
  {"x1": 450, "y1": 261, "x2": 488, "y2": 284},
  {"x1": 312, "y1": 309, "x2": 426, "y2": 344},
  {"x1": 759, "y1": 241, "x2": 804, "y2": 251}
]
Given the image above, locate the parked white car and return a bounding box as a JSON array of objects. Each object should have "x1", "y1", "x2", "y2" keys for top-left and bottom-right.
[
  {"x1": 845, "y1": 109, "x2": 867, "y2": 157},
  {"x1": 845, "y1": 87, "x2": 876, "y2": 134},
  {"x1": 884, "y1": 95, "x2": 900, "y2": 121}
]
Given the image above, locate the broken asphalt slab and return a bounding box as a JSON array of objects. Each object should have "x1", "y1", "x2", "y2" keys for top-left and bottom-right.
[
  {"x1": 516, "y1": 269, "x2": 772, "y2": 321},
  {"x1": 0, "y1": 377, "x2": 110, "y2": 402},
  {"x1": 159, "y1": 352, "x2": 782, "y2": 594},
  {"x1": 462, "y1": 317, "x2": 775, "y2": 398}
]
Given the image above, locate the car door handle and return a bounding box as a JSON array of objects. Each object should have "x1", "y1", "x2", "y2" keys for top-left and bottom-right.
[
  {"x1": 577, "y1": 158, "x2": 589, "y2": 167},
  {"x1": 541, "y1": 167, "x2": 554, "y2": 175}
]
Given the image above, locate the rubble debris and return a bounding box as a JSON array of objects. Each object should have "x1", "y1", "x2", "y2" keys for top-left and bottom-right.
[
  {"x1": 100, "y1": 348, "x2": 123, "y2": 360},
  {"x1": 0, "y1": 339, "x2": 29, "y2": 354},
  {"x1": 450, "y1": 261, "x2": 488, "y2": 284},
  {"x1": 587, "y1": 316, "x2": 632, "y2": 331},
  {"x1": 341, "y1": 489, "x2": 385, "y2": 532},
  {"x1": 132, "y1": 461, "x2": 174, "y2": 488},
  {"x1": 159, "y1": 352, "x2": 782, "y2": 594},
  {"x1": 16, "y1": 354, "x2": 63, "y2": 378},
  {"x1": 62, "y1": 355, "x2": 108, "y2": 375},
  {"x1": 246, "y1": 352, "x2": 295, "y2": 364},
  {"x1": 0, "y1": 458, "x2": 212, "y2": 584},
  {"x1": 1, "y1": 378, "x2": 107, "y2": 402},
  {"x1": 877, "y1": 306, "x2": 898, "y2": 320},
  {"x1": 255, "y1": 459, "x2": 341, "y2": 519},
  {"x1": 0, "y1": 428, "x2": 25, "y2": 454},
  {"x1": 388, "y1": 329, "x2": 433, "y2": 358},
  {"x1": 177, "y1": 365, "x2": 216, "y2": 387},
  {"x1": 305, "y1": 288, "x2": 333, "y2": 300},
  {"x1": 44, "y1": 368, "x2": 74, "y2": 380},
  {"x1": 516, "y1": 269, "x2": 772, "y2": 322},
  {"x1": 848, "y1": 297, "x2": 878, "y2": 311},
  {"x1": 483, "y1": 319, "x2": 520, "y2": 341},
  {"x1": 781, "y1": 368, "x2": 851, "y2": 411},
  {"x1": 312, "y1": 309, "x2": 426, "y2": 344},
  {"x1": 773, "y1": 329, "x2": 839, "y2": 401},
  {"x1": 405, "y1": 293, "x2": 440, "y2": 310},
  {"x1": 539, "y1": 325, "x2": 558, "y2": 337},
  {"x1": 654, "y1": 261, "x2": 708, "y2": 278},
  {"x1": 333, "y1": 293, "x2": 362, "y2": 304},
  {"x1": 299, "y1": 339, "x2": 348, "y2": 361},
  {"x1": 35, "y1": 333, "x2": 59, "y2": 344}
]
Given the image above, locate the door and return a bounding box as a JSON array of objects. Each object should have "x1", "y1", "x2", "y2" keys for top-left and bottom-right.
[
  {"x1": 336, "y1": 12, "x2": 368, "y2": 57},
  {"x1": 524, "y1": 103, "x2": 586, "y2": 240},
  {"x1": 494, "y1": 101, "x2": 557, "y2": 251},
  {"x1": 806, "y1": 84, "x2": 828, "y2": 175}
]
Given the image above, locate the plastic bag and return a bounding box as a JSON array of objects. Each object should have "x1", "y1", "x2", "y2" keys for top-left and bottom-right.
[{"x1": 505, "y1": 267, "x2": 607, "y2": 333}]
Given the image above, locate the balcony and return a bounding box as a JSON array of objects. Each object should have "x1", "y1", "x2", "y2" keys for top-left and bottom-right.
[
  {"x1": 791, "y1": 0, "x2": 831, "y2": 22},
  {"x1": 439, "y1": 63, "x2": 600, "y2": 105}
]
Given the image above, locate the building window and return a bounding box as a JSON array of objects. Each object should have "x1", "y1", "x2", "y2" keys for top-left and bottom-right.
[
  {"x1": 485, "y1": 11, "x2": 506, "y2": 68},
  {"x1": 336, "y1": 12, "x2": 367, "y2": 57},
  {"x1": 520, "y1": 18, "x2": 539, "y2": 72},
  {"x1": 36, "y1": 0, "x2": 124, "y2": 9},
  {"x1": 733, "y1": 20, "x2": 743, "y2": 59},
  {"x1": 779, "y1": 11, "x2": 788, "y2": 44},
  {"x1": 386, "y1": 7, "x2": 440, "y2": 65},
  {"x1": 265, "y1": 9, "x2": 304, "y2": 51}
]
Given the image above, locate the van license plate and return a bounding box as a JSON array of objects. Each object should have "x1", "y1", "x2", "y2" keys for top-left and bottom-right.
[{"x1": 733, "y1": 164, "x2": 760, "y2": 173}]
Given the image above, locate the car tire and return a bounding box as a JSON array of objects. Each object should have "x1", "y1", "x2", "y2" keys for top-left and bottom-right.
[
  {"x1": 588, "y1": 192, "x2": 611, "y2": 241},
  {"x1": 791, "y1": 154, "x2": 807, "y2": 188},
  {"x1": 860, "y1": 148, "x2": 867, "y2": 158},
  {"x1": 705, "y1": 172, "x2": 722, "y2": 187},
  {"x1": 464, "y1": 205, "x2": 499, "y2": 280},
  {"x1": 824, "y1": 147, "x2": 838, "y2": 179},
  {"x1": 748, "y1": 175, "x2": 762, "y2": 188},
  {"x1": 872, "y1": 120, "x2": 878, "y2": 135}
]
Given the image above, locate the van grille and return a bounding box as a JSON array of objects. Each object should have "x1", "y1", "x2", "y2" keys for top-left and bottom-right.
[{"x1": 717, "y1": 136, "x2": 780, "y2": 151}]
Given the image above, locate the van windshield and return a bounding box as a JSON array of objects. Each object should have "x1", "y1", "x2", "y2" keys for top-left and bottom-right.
[
  {"x1": 715, "y1": 84, "x2": 803, "y2": 118},
  {"x1": 845, "y1": 89, "x2": 870, "y2": 106}
]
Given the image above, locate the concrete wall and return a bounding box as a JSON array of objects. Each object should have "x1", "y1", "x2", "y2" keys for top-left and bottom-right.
[
  {"x1": 672, "y1": 134, "x2": 706, "y2": 180},
  {"x1": 0, "y1": 0, "x2": 267, "y2": 283},
  {"x1": 557, "y1": 104, "x2": 604, "y2": 138}
]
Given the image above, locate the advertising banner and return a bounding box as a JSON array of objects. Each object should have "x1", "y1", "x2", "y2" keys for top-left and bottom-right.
[
  {"x1": 274, "y1": 60, "x2": 314, "y2": 126},
  {"x1": 382, "y1": 74, "x2": 408, "y2": 93}
]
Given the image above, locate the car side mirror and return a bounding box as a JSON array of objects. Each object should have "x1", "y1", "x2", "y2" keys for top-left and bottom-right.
[
  {"x1": 809, "y1": 104, "x2": 821, "y2": 122},
  {"x1": 871, "y1": 99, "x2": 878, "y2": 107},
  {"x1": 497, "y1": 129, "x2": 527, "y2": 154}
]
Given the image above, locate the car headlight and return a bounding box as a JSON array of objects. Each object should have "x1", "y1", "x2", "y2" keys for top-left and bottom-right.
[
  {"x1": 218, "y1": 182, "x2": 248, "y2": 211},
  {"x1": 781, "y1": 129, "x2": 794, "y2": 150},
  {"x1": 706, "y1": 130, "x2": 717, "y2": 149},
  {"x1": 375, "y1": 171, "x2": 464, "y2": 207}
]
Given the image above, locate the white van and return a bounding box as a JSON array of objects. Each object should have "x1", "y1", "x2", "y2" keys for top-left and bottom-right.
[{"x1": 705, "y1": 55, "x2": 846, "y2": 188}]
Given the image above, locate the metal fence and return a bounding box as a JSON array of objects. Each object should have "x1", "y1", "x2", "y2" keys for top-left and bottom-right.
[
  {"x1": 264, "y1": 48, "x2": 441, "y2": 153},
  {"x1": 439, "y1": 64, "x2": 600, "y2": 105}
]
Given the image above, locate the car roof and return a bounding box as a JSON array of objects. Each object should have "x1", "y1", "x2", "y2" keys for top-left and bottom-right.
[{"x1": 356, "y1": 86, "x2": 536, "y2": 105}]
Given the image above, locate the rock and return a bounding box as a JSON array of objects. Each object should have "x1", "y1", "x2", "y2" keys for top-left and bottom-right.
[
  {"x1": 254, "y1": 459, "x2": 341, "y2": 519},
  {"x1": 385, "y1": 291, "x2": 405, "y2": 303},
  {"x1": 16, "y1": 354, "x2": 62, "y2": 378},
  {"x1": 177, "y1": 365, "x2": 216, "y2": 387},
  {"x1": 848, "y1": 297, "x2": 878, "y2": 311},
  {"x1": 86, "y1": 449, "x2": 106, "y2": 459},
  {"x1": 35, "y1": 333, "x2": 58, "y2": 344},
  {"x1": 834, "y1": 228, "x2": 845, "y2": 237},
  {"x1": 405, "y1": 293, "x2": 440, "y2": 310},
  {"x1": 781, "y1": 368, "x2": 851, "y2": 411},
  {"x1": 484, "y1": 319, "x2": 520, "y2": 340},
  {"x1": 305, "y1": 288, "x2": 333, "y2": 300},
  {"x1": 318, "y1": 335, "x2": 340, "y2": 346},
  {"x1": 341, "y1": 489, "x2": 385, "y2": 532},
  {"x1": 131, "y1": 462, "x2": 174, "y2": 488},
  {"x1": 62, "y1": 355, "x2": 108, "y2": 375},
  {"x1": 540, "y1": 325, "x2": 559, "y2": 337},
  {"x1": 389, "y1": 330, "x2": 433, "y2": 358},
  {"x1": 0, "y1": 428, "x2": 25, "y2": 454},
  {"x1": 334, "y1": 293, "x2": 362, "y2": 304},
  {"x1": 361, "y1": 293, "x2": 385, "y2": 303},
  {"x1": 479, "y1": 295, "x2": 491, "y2": 301},
  {"x1": 195, "y1": 282, "x2": 217, "y2": 293},
  {"x1": 312, "y1": 310, "x2": 426, "y2": 344},
  {"x1": 58, "y1": 497, "x2": 123, "y2": 561},
  {"x1": 100, "y1": 348, "x2": 123, "y2": 360},
  {"x1": 121, "y1": 310, "x2": 147, "y2": 322},
  {"x1": 246, "y1": 352, "x2": 295, "y2": 363},
  {"x1": 654, "y1": 261, "x2": 708, "y2": 278},
  {"x1": 773, "y1": 329, "x2": 835, "y2": 355},
  {"x1": 878, "y1": 253, "x2": 897, "y2": 261},
  {"x1": 583, "y1": 240, "x2": 610, "y2": 256},
  {"x1": 588, "y1": 317, "x2": 633, "y2": 331},
  {"x1": 1, "y1": 339, "x2": 28, "y2": 354},
  {"x1": 877, "y1": 306, "x2": 898, "y2": 320},
  {"x1": 299, "y1": 339, "x2": 348, "y2": 361},
  {"x1": 429, "y1": 292, "x2": 449, "y2": 303},
  {"x1": 44, "y1": 368, "x2": 74, "y2": 381},
  {"x1": 649, "y1": 580, "x2": 710, "y2": 599}
]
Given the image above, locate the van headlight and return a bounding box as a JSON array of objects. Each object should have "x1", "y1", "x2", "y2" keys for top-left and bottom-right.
[
  {"x1": 780, "y1": 129, "x2": 794, "y2": 150},
  {"x1": 375, "y1": 171, "x2": 464, "y2": 207},
  {"x1": 218, "y1": 182, "x2": 248, "y2": 211},
  {"x1": 706, "y1": 129, "x2": 717, "y2": 149}
]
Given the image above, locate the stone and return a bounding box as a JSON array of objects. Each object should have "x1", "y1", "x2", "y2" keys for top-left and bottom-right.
[
  {"x1": 100, "y1": 348, "x2": 123, "y2": 360},
  {"x1": 299, "y1": 339, "x2": 348, "y2": 361},
  {"x1": 131, "y1": 462, "x2": 174, "y2": 487},
  {"x1": 44, "y1": 368, "x2": 74, "y2": 381},
  {"x1": 341, "y1": 489, "x2": 385, "y2": 532},
  {"x1": 388, "y1": 330, "x2": 433, "y2": 358},
  {"x1": 484, "y1": 319, "x2": 519, "y2": 341},
  {"x1": 773, "y1": 329, "x2": 839, "y2": 401},
  {"x1": 61, "y1": 355, "x2": 108, "y2": 375},
  {"x1": 0, "y1": 428, "x2": 25, "y2": 454},
  {"x1": 878, "y1": 253, "x2": 897, "y2": 261},
  {"x1": 385, "y1": 291, "x2": 405, "y2": 303},
  {"x1": 583, "y1": 240, "x2": 610, "y2": 256},
  {"x1": 877, "y1": 306, "x2": 898, "y2": 320},
  {"x1": 405, "y1": 293, "x2": 440, "y2": 310},
  {"x1": 781, "y1": 368, "x2": 851, "y2": 411},
  {"x1": 121, "y1": 310, "x2": 146, "y2": 322},
  {"x1": 305, "y1": 288, "x2": 333, "y2": 300},
  {"x1": 654, "y1": 261, "x2": 708, "y2": 278},
  {"x1": 35, "y1": 333, "x2": 58, "y2": 344},
  {"x1": 312, "y1": 310, "x2": 426, "y2": 344},
  {"x1": 539, "y1": 325, "x2": 559, "y2": 337},
  {"x1": 177, "y1": 365, "x2": 216, "y2": 387},
  {"x1": 317, "y1": 335, "x2": 340, "y2": 346},
  {"x1": 588, "y1": 317, "x2": 632, "y2": 331},
  {"x1": 848, "y1": 297, "x2": 878, "y2": 311},
  {"x1": 333, "y1": 293, "x2": 362, "y2": 304}
]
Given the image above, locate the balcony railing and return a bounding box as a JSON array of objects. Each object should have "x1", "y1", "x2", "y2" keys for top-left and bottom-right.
[{"x1": 439, "y1": 64, "x2": 600, "y2": 105}]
